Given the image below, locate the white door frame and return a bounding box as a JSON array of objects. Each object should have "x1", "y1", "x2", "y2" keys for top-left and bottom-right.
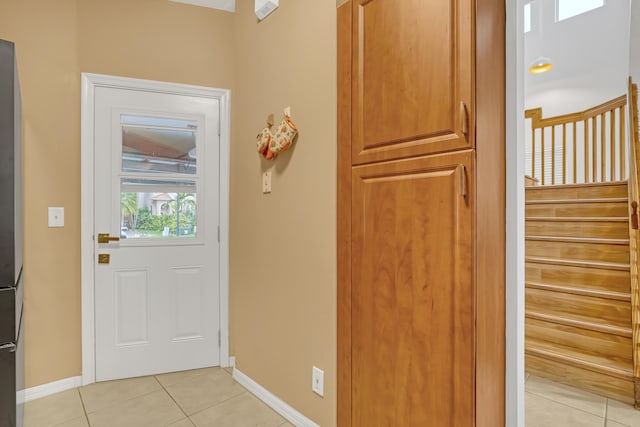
[
  {"x1": 80, "y1": 73, "x2": 231, "y2": 386},
  {"x1": 506, "y1": 0, "x2": 526, "y2": 425}
]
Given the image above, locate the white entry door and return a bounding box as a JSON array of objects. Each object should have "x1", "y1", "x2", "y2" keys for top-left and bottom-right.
[{"x1": 93, "y1": 84, "x2": 220, "y2": 381}]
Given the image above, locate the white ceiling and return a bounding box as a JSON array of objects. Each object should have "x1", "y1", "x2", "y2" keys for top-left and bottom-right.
[{"x1": 169, "y1": 0, "x2": 235, "y2": 12}]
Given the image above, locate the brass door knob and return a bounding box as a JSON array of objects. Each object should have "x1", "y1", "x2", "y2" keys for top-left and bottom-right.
[{"x1": 97, "y1": 233, "x2": 120, "y2": 244}]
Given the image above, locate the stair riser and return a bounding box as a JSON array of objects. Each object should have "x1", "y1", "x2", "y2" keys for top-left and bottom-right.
[
  {"x1": 526, "y1": 202, "x2": 629, "y2": 217},
  {"x1": 526, "y1": 288, "x2": 631, "y2": 329},
  {"x1": 526, "y1": 262, "x2": 630, "y2": 294},
  {"x1": 526, "y1": 318, "x2": 633, "y2": 364},
  {"x1": 526, "y1": 221, "x2": 629, "y2": 239},
  {"x1": 526, "y1": 184, "x2": 629, "y2": 201},
  {"x1": 526, "y1": 240, "x2": 630, "y2": 264},
  {"x1": 526, "y1": 355, "x2": 634, "y2": 404}
]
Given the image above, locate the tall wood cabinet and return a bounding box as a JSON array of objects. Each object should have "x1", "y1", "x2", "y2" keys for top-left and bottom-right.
[{"x1": 338, "y1": 1, "x2": 506, "y2": 425}]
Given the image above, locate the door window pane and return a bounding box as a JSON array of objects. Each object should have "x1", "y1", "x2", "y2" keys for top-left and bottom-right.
[
  {"x1": 120, "y1": 179, "x2": 197, "y2": 239},
  {"x1": 557, "y1": 0, "x2": 604, "y2": 21},
  {"x1": 121, "y1": 115, "x2": 197, "y2": 175},
  {"x1": 524, "y1": 3, "x2": 532, "y2": 33}
]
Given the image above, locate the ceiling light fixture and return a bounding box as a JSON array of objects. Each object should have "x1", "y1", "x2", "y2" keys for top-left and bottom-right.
[{"x1": 529, "y1": 57, "x2": 554, "y2": 74}]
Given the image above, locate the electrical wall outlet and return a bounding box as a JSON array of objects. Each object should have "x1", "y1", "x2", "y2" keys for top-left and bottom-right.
[
  {"x1": 312, "y1": 366, "x2": 324, "y2": 397},
  {"x1": 262, "y1": 171, "x2": 272, "y2": 193}
]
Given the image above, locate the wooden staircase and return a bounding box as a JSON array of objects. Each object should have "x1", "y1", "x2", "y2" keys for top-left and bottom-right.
[{"x1": 525, "y1": 181, "x2": 635, "y2": 404}]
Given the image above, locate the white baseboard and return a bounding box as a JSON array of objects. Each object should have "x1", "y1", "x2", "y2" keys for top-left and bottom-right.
[
  {"x1": 232, "y1": 368, "x2": 320, "y2": 427},
  {"x1": 228, "y1": 356, "x2": 236, "y2": 368},
  {"x1": 18, "y1": 376, "x2": 82, "y2": 404}
]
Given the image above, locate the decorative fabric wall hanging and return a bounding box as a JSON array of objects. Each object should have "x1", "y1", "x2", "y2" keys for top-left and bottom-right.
[{"x1": 256, "y1": 108, "x2": 298, "y2": 160}]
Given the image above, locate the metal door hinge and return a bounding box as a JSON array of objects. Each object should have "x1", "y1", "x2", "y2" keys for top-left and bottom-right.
[
  {"x1": 458, "y1": 165, "x2": 467, "y2": 198},
  {"x1": 460, "y1": 101, "x2": 469, "y2": 138},
  {"x1": 217, "y1": 225, "x2": 220, "y2": 242},
  {"x1": 218, "y1": 330, "x2": 221, "y2": 347}
]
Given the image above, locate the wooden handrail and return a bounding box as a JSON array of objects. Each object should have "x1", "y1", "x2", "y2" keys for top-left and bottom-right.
[
  {"x1": 627, "y1": 78, "x2": 640, "y2": 408},
  {"x1": 525, "y1": 95, "x2": 628, "y2": 185}
]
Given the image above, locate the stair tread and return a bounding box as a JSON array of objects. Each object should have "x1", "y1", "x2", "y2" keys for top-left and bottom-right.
[
  {"x1": 525, "y1": 236, "x2": 630, "y2": 245},
  {"x1": 526, "y1": 216, "x2": 628, "y2": 222},
  {"x1": 526, "y1": 339, "x2": 633, "y2": 378},
  {"x1": 526, "y1": 198, "x2": 628, "y2": 205},
  {"x1": 525, "y1": 256, "x2": 630, "y2": 271},
  {"x1": 526, "y1": 311, "x2": 632, "y2": 337},
  {"x1": 525, "y1": 181, "x2": 628, "y2": 189},
  {"x1": 525, "y1": 281, "x2": 631, "y2": 301}
]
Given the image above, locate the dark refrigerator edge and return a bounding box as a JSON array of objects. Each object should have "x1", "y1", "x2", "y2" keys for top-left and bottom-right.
[{"x1": 0, "y1": 38, "x2": 24, "y2": 427}]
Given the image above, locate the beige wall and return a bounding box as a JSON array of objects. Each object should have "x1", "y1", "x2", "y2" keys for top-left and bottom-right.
[
  {"x1": 77, "y1": 0, "x2": 235, "y2": 89},
  {"x1": 0, "y1": 0, "x2": 81, "y2": 388},
  {"x1": 230, "y1": 1, "x2": 337, "y2": 425},
  {"x1": 0, "y1": 0, "x2": 235, "y2": 388}
]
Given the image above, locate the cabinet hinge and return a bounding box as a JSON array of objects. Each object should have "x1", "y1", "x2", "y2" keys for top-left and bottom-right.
[
  {"x1": 460, "y1": 101, "x2": 469, "y2": 138},
  {"x1": 458, "y1": 164, "x2": 467, "y2": 198}
]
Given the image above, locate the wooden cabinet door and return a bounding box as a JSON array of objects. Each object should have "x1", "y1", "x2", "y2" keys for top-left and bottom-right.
[
  {"x1": 351, "y1": 0, "x2": 474, "y2": 165},
  {"x1": 350, "y1": 151, "x2": 474, "y2": 426}
]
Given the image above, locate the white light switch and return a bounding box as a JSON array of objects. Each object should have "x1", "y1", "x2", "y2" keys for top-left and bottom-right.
[
  {"x1": 48, "y1": 207, "x2": 64, "y2": 227},
  {"x1": 262, "y1": 171, "x2": 272, "y2": 193}
]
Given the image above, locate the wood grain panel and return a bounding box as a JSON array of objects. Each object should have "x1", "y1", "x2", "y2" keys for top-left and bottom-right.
[
  {"x1": 527, "y1": 343, "x2": 632, "y2": 380},
  {"x1": 527, "y1": 339, "x2": 632, "y2": 378},
  {"x1": 526, "y1": 282, "x2": 630, "y2": 302},
  {"x1": 526, "y1": 311, "x2": 631, "y2": 337},
  {"x1": 525, "y1": 219, "x2": 629, "y2": 239},
  {"x1": 525, "y1": 288, "x2": 631, "y2": 329},
  {"x1": 475, "y1": 0, "x2": 505, "y2": 424},
  {"x1": 526, "y1": 317, "x2": 633, "y2": 366},
  {"x1": 337, "y1": 3, "x2": 352, "y2": 426},
  {"x1": 351, "y1": 0, "x2": 473, "y2": 164},
  {"x1": 526, "y1": 354, "x2": 634, "y2": 404},
  {"x1": 351, "y1": 151, "x2": 473, "y2": 426},
  {"x1": 526, "y1": 262, "x2": 630, "y2": 294},
  {"x1": 525, "y1": 201, "x2": 629, "y2": 217},
  {"x1": 525, "y1": 239, "x2": 630, "y2": 264},
  {"x1": 525, "y1": 182, "x2": 628, "y2": 201}
]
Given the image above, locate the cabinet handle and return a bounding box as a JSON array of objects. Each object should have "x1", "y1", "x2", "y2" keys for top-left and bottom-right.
[
  {"x1": 460, "y1": 101, "x2": 469, "y2": 137},
  {"x1": 458, "y1": 164, "x2": 467, "y2": 198},
  {"x1": 632, "y1": 201, "x2": 638, "y2": 230}
]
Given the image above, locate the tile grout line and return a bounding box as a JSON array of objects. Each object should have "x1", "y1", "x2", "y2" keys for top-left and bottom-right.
[
  {"x1": 158, "y1": 368, "x2": 249, "y2": 419},
  {"x1": 526, "y1": 390, "x2": 608, "y2": 421},
  {"x1": 153, "y1": 375, "x2": 193, "y2": 422},
  {"x1": 80, "y1": 377, "x2": 167, "y2": 417},
  {"x1": 185, "y1": 390, "x2": 249, "y2": 418},
  {"x1": 76, "y1": 387, "x2": 92, "y2": 427}
]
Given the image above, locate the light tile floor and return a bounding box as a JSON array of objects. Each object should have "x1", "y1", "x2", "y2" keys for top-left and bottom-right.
[
  {"x1": 526, "y1": 373, "x2": 640, "y2": 426},
  {"x1": 24, "y1": 367, "x2": 294, "y2": 427},
  {"x1": 26, "y1": 369, "x2": 640, "y2": 426}
]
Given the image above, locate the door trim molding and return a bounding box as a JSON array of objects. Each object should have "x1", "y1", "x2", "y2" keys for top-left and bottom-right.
[{"x1": 80, "y1": 73, "x2": 231, "y2": 386}]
